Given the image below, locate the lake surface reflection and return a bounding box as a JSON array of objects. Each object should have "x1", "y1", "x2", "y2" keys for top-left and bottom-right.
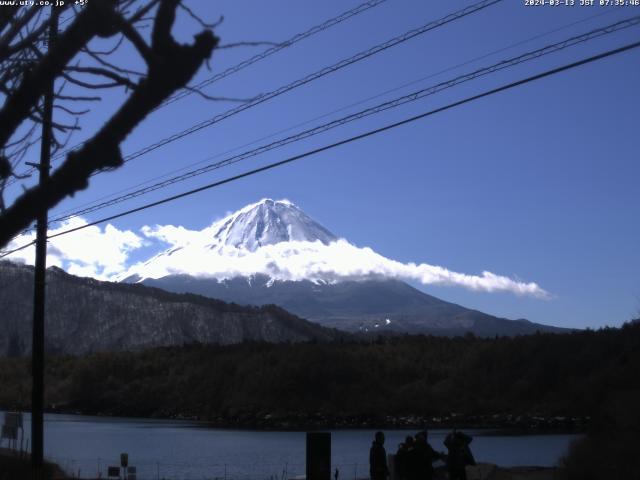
[{"x1": 9, "y1": 412, "x2": 579, "y2": 479}]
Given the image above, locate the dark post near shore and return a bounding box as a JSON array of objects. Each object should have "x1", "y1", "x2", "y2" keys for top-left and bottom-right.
[
  {"x1": 31, "y1": 6, "x2": 58, "y2": 477},
  {"x1": 306, "y1": 432, "x2": 331, "y2": 480}
]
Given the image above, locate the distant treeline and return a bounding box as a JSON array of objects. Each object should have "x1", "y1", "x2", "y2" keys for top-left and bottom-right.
[{"x1": 0, "y1": 322, "x2": 639, "y2": 430}]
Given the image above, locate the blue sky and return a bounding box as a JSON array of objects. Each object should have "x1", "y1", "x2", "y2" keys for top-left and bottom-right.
[{"x1": 5, "y1": 0, "x2": 640, "y2": 329}]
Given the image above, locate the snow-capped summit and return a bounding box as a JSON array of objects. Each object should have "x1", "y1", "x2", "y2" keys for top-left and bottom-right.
[{"x1": 207, "y1": 198, "x2": 336, "y2": 251}]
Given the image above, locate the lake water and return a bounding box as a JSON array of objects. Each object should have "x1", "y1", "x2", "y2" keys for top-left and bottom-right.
[{"x1": 4, "y1": 412, "x2": 579, "y2": 480}]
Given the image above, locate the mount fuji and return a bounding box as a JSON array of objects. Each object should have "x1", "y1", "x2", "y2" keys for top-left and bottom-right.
[{"x1": 123, "y1": 199, "x2": 564, "y2": 336}]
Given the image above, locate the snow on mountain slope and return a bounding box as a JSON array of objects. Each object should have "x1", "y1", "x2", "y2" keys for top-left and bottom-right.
[{"x1": 119, "y1": 199, "x2": 548, "y2": 298}]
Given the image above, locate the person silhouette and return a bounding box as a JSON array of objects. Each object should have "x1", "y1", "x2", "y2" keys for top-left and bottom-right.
[
  {"x1": 444, "y1": 430, "x2": 475, "y2": 480},
  {"x1": 410, "y1": 431, "x2": 444, "y2": 480},
  {"x1": 369, "y1": 431, "x2": 389, "y2": 480},
  {"x1": 395, "y1": 436, "x2": 414, "y2": 480}
]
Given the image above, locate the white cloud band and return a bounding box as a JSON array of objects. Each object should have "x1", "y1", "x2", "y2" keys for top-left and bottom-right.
[
  {"x1": 127, "y1": 226, "x2": 549, "y2": 298},
  {"x1": 3, "y1": 218, "x2": 548, "y2": 298}
]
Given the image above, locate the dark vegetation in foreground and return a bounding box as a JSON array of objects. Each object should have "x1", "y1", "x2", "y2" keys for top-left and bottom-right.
[
  {"x1": 1, "y1": 322, "x2": 639, "y2": 431},
  {"x1": 1, "y1": 323, "x2": 638, "y2": 478},
  {"x1": 559, "y1": 386, "x2": 640, "y2": 479},
  {"x1": 0, "y1": 450, "x2": 65, "y2": 480}
]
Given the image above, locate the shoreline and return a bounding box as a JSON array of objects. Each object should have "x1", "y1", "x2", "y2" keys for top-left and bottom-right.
[{"x1": 4, "y1": 406, "x2": 588, "y2": 434}]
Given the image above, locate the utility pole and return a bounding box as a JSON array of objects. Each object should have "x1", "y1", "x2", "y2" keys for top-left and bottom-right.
[{"x1": 31, "y1": 6, "x2": 58, "y2": 477}]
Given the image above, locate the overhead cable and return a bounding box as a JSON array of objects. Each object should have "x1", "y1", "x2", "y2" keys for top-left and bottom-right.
[
  {"x1": 43, "y1": 14, "x2": 640, "y2": 226},
  {"x1": 6, "y1": 0, "x2": 390, "y2": 182},
  {"x1": 47, "y1": 6, "x2": 624, "y2": 221},
  {"x1": 117, "y1": 0, "x2": 501, "y2": 166},
  {"x1": 160, "y1": 0, "x2": 390, "y2": 108},
  {"x1": 3, "y1": 38, "x2": 638, "y2": 258}
]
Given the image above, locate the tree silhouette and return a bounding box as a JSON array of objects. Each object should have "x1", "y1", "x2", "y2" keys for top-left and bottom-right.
[{"x1": 0, "y1": 0, "x2": 218, "y2": 248}]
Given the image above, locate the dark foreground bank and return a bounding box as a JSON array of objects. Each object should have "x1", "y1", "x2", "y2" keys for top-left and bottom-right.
[
  {"x1": 0, "y1": 449, "x2": 66, "y2": 480},
  {"x1": 0, "y1": 449, "x2": 556, "y2": 480}
]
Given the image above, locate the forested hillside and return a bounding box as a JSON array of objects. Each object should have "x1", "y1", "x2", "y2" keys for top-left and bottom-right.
[
  {"x1": 1, "y1": 322, "x2": 638, "y2": 430},
  {"x1": 0, "y1": 261, "x2": 342, "y2": 355}
]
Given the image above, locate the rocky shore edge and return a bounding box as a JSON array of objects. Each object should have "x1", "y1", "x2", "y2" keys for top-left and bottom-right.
[{"x1": 41, "y1": 405, "x2": 588, "y2": 433}]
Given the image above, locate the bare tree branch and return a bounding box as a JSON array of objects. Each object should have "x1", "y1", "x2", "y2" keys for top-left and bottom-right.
[
  {"x1": 53, "y1": 118, "x2": 80, "y2": 152},
  {"x1": 28, "y1": 110, "x2": 81, "y2": 133},
  {"x1": 85, "y1": 34, "x2": 125, "y2": 56},
  {"x1": 0, "y1": 7, "x2": 20, "y2": 35},
  {"x1": 127, "y1": 0, "x2": 161, "y2": 24},
  {"x1": 0, "y1": 16, "x2": 50, "y2": 62},
  {"x1": 64, "y1": 65, "x2": 138, "y2": 89},
  {"x1": 61, "y1": 71, "x2": 129, "y2": 90},
  {"x1": 55, "y1": 93, "x2": 102, "y2": 102},
  {"x1": 216, "y1": 41, "x2": 280, "y2": 50},
  {"x1": 0, "y1": 1, "x2": 120, "y2": 148},
  {"x1": 178, "y1": 4, "x2": 222, "y2": 29},
  {"x1": 4, "y1": 122, "x2": 38, "y2": 149},
  {"x1": 0, "y1": 0, "x2": 218, "y2": 248},
  {"x1": 116, "y1": 17, "x2": 157, "y2": 64},
  {"x1": 82, "y1": 46, "x2": 145, "y2": 76},
  {"x1": 53, "y1": 104, "x2": 90, "y2": 116},
  {"x1": 152, "y1": 0, "x2": 179, "y2": 52},
  {"x1": 182, "y1": 84, "x2": 260, "y2": 103},
  {"x1": 0, "y1": 7, "x2": 40, "y2": 58}
]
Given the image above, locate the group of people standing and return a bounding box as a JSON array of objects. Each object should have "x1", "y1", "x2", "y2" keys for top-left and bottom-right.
[{"x1": 369, "y1": 430, "x2": 474, "y2": 480}]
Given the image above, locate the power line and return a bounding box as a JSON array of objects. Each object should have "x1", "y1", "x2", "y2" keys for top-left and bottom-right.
[
  {"x1": 160, "y1": 0, "x2": 389, "y2": 108},
  {"x1": 7, "y1": 0, "x2": 390, "y2": 183},
  {"x1": 117, "y1": 0, "x2": 501, "y2": 166},
  {"x1": 42, "y1": 14, "x2": 640, "y2": 226},
  {"x1": 46, "y1": 6, "x2": 624, "y2": 222},
  {"x1": 29, "y1": 0, "x2": 500, "y2": 181},
  {"x1": 1, "y1": 0, "x2": 503, "y2": 243},
  {"x1": 2, "y1": 38, "x2": 638, "y2": 259}
]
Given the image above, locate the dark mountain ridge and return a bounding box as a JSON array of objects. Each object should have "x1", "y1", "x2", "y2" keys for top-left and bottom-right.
[
  {"x1": 143, "y1": 274, "x2": 568, "y2": 337},
  {"x1": 0, "y1": 261, "x2": 342, "y2": 356}
]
